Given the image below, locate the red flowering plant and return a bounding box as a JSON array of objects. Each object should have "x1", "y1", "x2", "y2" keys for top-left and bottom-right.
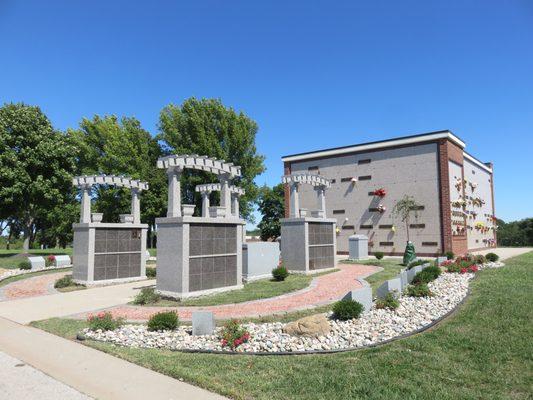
[
  {"x1": 87, "y1": 311, "x2": 124, "y2": 331},
  {"x1": 373, "y1": 188, "x2": 387, "y2": 197},
  {"x1": 45, "y1": 255, "x2": 56, "y2": 267},
  {"x1": 445, "y1": 254, "x2": 481, "y2": 274},
  {"x1": 220, "y1": 320, "x2": 250, "y2": 350}
]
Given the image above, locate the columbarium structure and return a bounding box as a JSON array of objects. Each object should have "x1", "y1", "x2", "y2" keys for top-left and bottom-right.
[
  {"x1": 72, "y1": 175, "x2": 149, "y2": 285},
  {"x1": 280, "y1": 173, "x2": 336, "y2": 273},
  {"x1": 156, "y1": 155, "x2": 246, "y2": 299}
]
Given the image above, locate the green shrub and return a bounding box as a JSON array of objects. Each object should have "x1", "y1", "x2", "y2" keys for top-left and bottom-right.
[
  {"x1": 332, "y1": 299, "x2": 364, "y2": 321},
  {"x1": 146, "y1": 267, "x2": 156, "y2": 278},
  {"x1": 272, "y1": 265, "x2": 289, "y2": 281},
  {"x1": 486, "y1": 252, "x2": 499, "y2": 262},
  {"x1": 54, "y1": 275, "x2": 75, "y2": 288},
  {"x1": 220, "y1": 320, "x2": 250, "y2": 349},
  {"x1": 412, "y1": 266, "x2": 441, "y2": 284},
  {"x1": 148, "y1": 311, "x2": 179, "y2": 331},
  {"x1": 406, "y1": 283, "x2": 433, "y2": 297},
  {"x1": 445, "y1": 251, "x2": 455, "y2": 260},
  {"x1": 133, "y1": 287, "x2": 161, "y2": 305},
  {"x1": 375, "y1": 292, "x2": 400, "y2": 310},
  {"x1": 374, "y1": 251, "x2": 384, "y2": 260},
  {"x1": 407, "y1": 259, "x2": 425, "y2": 269},
  {"x1": 88, "y1": 312, "x2": 123, "y2": 331},
  {"x1": 18, "y1": 260, "x2": 31, "y2": 270},
  {"x1": 474, "y1": 254, "x2": 486, "y2": 264}
]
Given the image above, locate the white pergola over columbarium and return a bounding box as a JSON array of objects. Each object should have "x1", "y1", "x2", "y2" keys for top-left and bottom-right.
[
  {"x1": 195, "y1": 183, "x2": 245, "y2": 218},
  {"x1": 73, "y1": 175, "x2": 149, "y2": 224},
  {"x1": 157, "y1": 154, "x2": 242, "y2": 218},
  {"x1": 282, "y1": 173, "x2": 331, "y2": 218}
]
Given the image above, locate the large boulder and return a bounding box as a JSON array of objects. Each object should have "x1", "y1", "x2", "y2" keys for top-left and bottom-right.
[{"x1": 283, "y1": 314, "x2": 331, "y2": 337}]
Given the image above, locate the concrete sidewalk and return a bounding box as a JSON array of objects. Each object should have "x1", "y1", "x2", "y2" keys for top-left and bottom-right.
[
  {"x1": 470, "y1": 247, "x2": 531, "y2": 260},
  {"x1": 0, "y1": 317, "x2": 225, "y2": 400}
]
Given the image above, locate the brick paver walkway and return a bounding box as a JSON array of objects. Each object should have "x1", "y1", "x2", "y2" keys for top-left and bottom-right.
[
  {"x1": 84, "y1": 263, "x2": 378, "y2": 321},
  {"x1": 0, "y1": 272, "x2": 67, "y2": 301}
]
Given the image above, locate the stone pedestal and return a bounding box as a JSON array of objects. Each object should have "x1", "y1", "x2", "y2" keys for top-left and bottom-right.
[
  {"x1": 72, "y1": 223, "x2": 148, "y2": 285},
  {"x1": 280, "y1": 217, "x2": 337, "y2": 274},
  {"x1": 155, "y1": 216, "x2": 245, "y2": 299},
  {"x1": 348, "y1": 234, "x2": 369, "y2": 260}
]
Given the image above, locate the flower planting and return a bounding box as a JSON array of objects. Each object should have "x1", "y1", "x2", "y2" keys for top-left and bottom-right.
[
  {"x1": 373, "y1": 188, "x2": 386, "y2": 197},
  {"x1": 46, "y1": 255, "x2": 56, "y2": 267},
  {"x1": 88, "y1": 312, "x2": 124, "y2": 332},
  {"x1": 220, "y1": 320, "x2": 250, "y2": 349}
]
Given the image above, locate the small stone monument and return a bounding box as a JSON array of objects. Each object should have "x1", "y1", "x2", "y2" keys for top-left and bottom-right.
[
  {"x1": 349, "y1": 234, "x2": 369, "y2": 260},
  {"x1": 54, "y1": 255, "x2": 71, "y2": 267},
  {"x1": 28, "y1": 256, "x2": 45, "y2": 270},
  {"x1": 192, "y1": 311, "x2": 216, "y2": 336}
]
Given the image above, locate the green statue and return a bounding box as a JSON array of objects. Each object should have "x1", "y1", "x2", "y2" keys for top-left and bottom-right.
[{"x1": 403, "y1": 241, "x2": 416, "y2": 265}]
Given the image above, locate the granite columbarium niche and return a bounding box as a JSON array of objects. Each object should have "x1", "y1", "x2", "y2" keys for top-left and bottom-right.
[
  {"x1": 156, "y1": 155, "x2": 246, "y2": 299},
  {"x1": 72, "y1": 175, "x2": 149, "y2": 285}
]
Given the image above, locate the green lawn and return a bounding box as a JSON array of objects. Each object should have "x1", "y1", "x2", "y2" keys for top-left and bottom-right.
[
  {"x1": 141, "y1": 270, "x2": 337, "y2": 307},
  {"x1": 341, "y1": 257, "x2": 408, "y2": 293},
  {"x1": 0, "y1": 248, "x2": 72, "y2": 270},
  {"x1": 33, "y1": 252, "x2": 533, "y2": 400},
  {"x1": 35, "y1": 253, "x2": 533, "y2": 400},
  {"x1": 0, "y1": 267, "x2": 72, "y2": 288}
]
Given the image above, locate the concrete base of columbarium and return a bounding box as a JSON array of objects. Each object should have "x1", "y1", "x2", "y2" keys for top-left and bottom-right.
[
  {"x1": 156, "y1": 216, "x2": 245, "y2": 299},
  {"x1": 72, "y1": 223, "x2": 148, "y2": 285},
  {"x1": 280, "y1": 217, "x2": 337, "y2": 274}
]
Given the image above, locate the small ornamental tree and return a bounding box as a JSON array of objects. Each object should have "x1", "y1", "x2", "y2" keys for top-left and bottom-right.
[{"x1": 392, "y1": 195, "x2": 423, "y2": 265}]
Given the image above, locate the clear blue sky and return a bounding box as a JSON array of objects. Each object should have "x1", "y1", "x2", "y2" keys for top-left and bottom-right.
[{"x1": 1, "y1": 1, "x2": 532, "y2": 226}]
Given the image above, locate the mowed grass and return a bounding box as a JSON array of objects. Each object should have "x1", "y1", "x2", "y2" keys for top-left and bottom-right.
[
  {"x1": 0, "y1": 248, "x2": 72, "y2": 270},
  {"x1": 33, "y1": 252, "x2": 533, "y2": 400},
  {"x1": 142, "y1": 270, "x2": 338, "y2": 307},
  {"x1": 0, "y1": 267, "x2": 72, "y2": 289}
]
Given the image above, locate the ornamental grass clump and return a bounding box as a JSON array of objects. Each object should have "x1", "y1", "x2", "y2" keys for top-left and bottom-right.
[
  {"x1": 147, "y1": 311, "x2": 179, "y2": 331},
  {"x1": 332, "y1": 299, "x2": 364, "y2": 321},
  {"x1": 272, "y1": 265, "x2": 289, "y2": 281},
  {"x1": 406, "y1": 283, "x2": 433, "y2": 297},
  {"x1": 133, "y1": 287, "x2": 161, "y2": 305},
  {"x1": 87, "y1": 312, "x2": 124, "y2": 331},
  {"x1": 375, "y1": 292, "x2": 400, "y2": 310},
  {"x1": 220, "y1": 320, "x2": 250, "y2": 349},
  {"x1": 412, "y1": 266, "x2": 441, "y2": 284}
]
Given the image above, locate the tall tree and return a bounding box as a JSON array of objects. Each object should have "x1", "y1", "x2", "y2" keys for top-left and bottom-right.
[
  {"x1": 257, "y1": 184, "x2": 285, "y2": 241},
  {"x1": 69, "y1": 115, "x2": 166, "y2": 245},
  {"x1": 158, "y1": 98, "x2": 265, "y2": 221},
  {"x1": 0, "y1": 103, "x2": 77, "y2": 251}
]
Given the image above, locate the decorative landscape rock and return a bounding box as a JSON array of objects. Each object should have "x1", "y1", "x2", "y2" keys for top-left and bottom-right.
[
  {"x1": 192, "y1": 311, "x2": 216, "y2": 336},
  {"x1": 283, "y1": 314, "x2": 331, "y2": 337},
  {"x1": 343, "y1": 287, "x2": 373, "y2": 312},
  {"x1": 376, "y1": 277, "x2": 402, "y2": 299},
  {"x1": 28, "y1": 256, "x2": 45, "y2": 270},
  {"x1": 54, "y1": 255, "x2": 71, "y2": 267}
]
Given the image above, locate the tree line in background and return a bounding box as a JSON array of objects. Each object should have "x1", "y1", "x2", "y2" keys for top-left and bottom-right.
[{"x1": 0, "y1": 98, "x2": 265, "y2": 251}]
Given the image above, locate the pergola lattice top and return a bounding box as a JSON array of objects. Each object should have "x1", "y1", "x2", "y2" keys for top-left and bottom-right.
[
  {"x1": 72, "y1": 175, "x2": 149, "y2": 191},
  {"x1": 195, "y1": 183, "x2": 245, "y2": 196},
  {"x1": 157, "y1": 155, "x2": 241, "y2": 178},
  {"x1": 282, "y1": 173, "x2": 331, "y2": 188}
]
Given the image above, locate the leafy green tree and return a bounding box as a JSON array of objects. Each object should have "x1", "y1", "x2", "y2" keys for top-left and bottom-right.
[
  {"x1": 0, "y1": 103, "x2": 77, "y2": 251},
  {"x1": 158, "y1": 98, "x2": 265, "y2": 221},
  {"x1": 497, "y1": 218, "x2": 533, "y2": 246},
  {"x1": 69, "y1": 115, "x2": 167, "y2": 246},
  {"x1": 392, "y1": 195, "x2": 422, "y2": 242},
  {"x1": 257, "y1": 184, "x2": 285, "y2": 241}
]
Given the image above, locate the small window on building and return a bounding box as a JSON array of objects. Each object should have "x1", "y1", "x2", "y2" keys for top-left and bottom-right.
[
  {"x1": 409, "y1": 224, "x2": 426, "y2": 229},
  {"x1": 472, "y1": 170, "x2": 476, "y2": 174},
  {"x1": 379, "y1": 224, "x2": 393, "y2": 229},
  {"x1": 379, "y1": 241, "x2": 394, "y2": 246},
  {"x1": 308, "y1": 166, "x2": 319, "y2": 173},
  {"x1": 330, "y1": 179, "x2": 336, "y2": 183},
  {"x1": 368, "y1": 191, "x2": 375, "y2": 196},
  {"x1": 360, "y1": 224, "x2": 373, "y2": 229},
  {"x1": 332, "y1": 210, "x2": 345, "y2": 214},
  {"x1": 342, "y1": 225, "x2": 355, "y2": 230},
  {"x1": 358, "y1": 175, "x2": 372, "y2": 181},
  {"x1": 358, "y1": 159, "x2": 371, "y2": 165},
  {"x1": 409, "y1": 205, "x2": 425, "y2": 210},
  {"x1": 369, "y1": 207, "x2": 379, "y2": 212},
  {"x1": 340, "y1": 177, "x2": 352, "y2": 182},
  {"x1": 422, "y1": 242, "x2": 438, "y2": 246}
]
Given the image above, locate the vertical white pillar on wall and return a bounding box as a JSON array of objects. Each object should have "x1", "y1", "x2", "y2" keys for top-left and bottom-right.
[
  {"x1": 219, "y1": 174, "x2": 231, "y2": 217},
  {"x1": 131, "y1": 188, "x2": 141, "y2": 224},
  {"x1": 201, "y1": 191, "x2": 210, "y2": 217},
  {"x1": 290, "y1": 183, "x2": 300, "y2": 218},
  {"x1": 80, "y1": 185, "x2": 92, "y2": 223},
  {"x1": 316, "y1": 186, "x2": 326, "y2": 218},
  {"x1": 167, "y1": 168, "x2": 182, "y2": 217},
  {"x1": 231, "y1": 193, "x2": 240, "y2": 217}
]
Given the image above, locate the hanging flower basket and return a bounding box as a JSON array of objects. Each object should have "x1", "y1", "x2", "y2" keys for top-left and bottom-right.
[
  {"x1": 377, "y1": 204, "x2": 386, "y2": 213},
  {"x1": 373, "y1": 188, "x2": 386, "y2": 197}
]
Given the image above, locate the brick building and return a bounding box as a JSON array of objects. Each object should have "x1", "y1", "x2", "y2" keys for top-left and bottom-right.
[{"x1": 281, "y1": 130, "x2": 497, "y2": 256}]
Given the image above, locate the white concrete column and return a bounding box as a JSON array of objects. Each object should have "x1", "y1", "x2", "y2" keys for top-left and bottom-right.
[
  {"x1": 131, "y1": 188, "x2": 141, "y2": 224},
  {"x1": 219, "y1": 175, "x2": 231, "y2": 217},
  {"x1": 290, "y1": 182, "x2": 300, "y2": 218},
  {"x1": 316, "y1": 186, "x2": 326, "y2": 218},
  {"x1": 80, "y1": 185, "x2": 91, "y2": 223},
  {"x1": 167, "y1": 168, "x2": 182, "y2": 217},
  {"x1": 231, "y1": 193, "x2": 240, "y2": 217},
  {"x1": 201, "y1": 191, "x2": 210, "y2": 217}
]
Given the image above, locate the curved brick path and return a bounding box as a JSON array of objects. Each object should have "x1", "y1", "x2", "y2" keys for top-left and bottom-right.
[
  {"x1": 88, "y1": 263, "x2": 379, "y2": 321},
  {"x1": 0, "y1": 272, "x2": 67, "y2": 301}
]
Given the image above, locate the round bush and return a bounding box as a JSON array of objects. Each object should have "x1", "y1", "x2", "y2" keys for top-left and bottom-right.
[
  {"x1": 412, "y1": 266, "x2": 441, "y2": 284},
  {"x1": 147, "y1": 311, "x2": 179, "y2": 331},
  {"x1": 272, "y1": 266, "x2": 289, "y2": 281},
  {"x1": 374, "y1": 251, "x2": 384, "y2": 260},
  {"x1": 133, "y1": 287, "x2": 161, "y2": 305},
  {"x1": 332, "y1": 299, "x2": 364, "y2": 321},
  {"x1": 18, "y1": 260, "x2": 31, "y2": 270},
  {"x1": 486, "y1": 252, "x2": 499, "y2": 262},
  {"x1": 54, "y1": 275, "x2": 74, "y2": 288},
  {"x1": 445, "y1": 251, "x2": 455, "y2": 260}
]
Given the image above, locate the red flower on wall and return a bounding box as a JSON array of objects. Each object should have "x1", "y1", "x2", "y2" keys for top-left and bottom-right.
[{"x1": 373, "y1": 188, "x2": 387, "y2": 197}]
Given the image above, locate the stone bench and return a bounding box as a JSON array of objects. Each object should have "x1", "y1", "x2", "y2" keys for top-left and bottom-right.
[
  {"x1": 28, "y1": 256, "x2": 45, "y2": 270},
  {"x1": 55, "y1": 255, "x2": 71, "y2": 267}
]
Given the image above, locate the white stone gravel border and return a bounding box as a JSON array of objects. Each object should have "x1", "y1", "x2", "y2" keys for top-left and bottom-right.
[{"x1": 83, "y1": 261, "x2": 504, "y2": 355}]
